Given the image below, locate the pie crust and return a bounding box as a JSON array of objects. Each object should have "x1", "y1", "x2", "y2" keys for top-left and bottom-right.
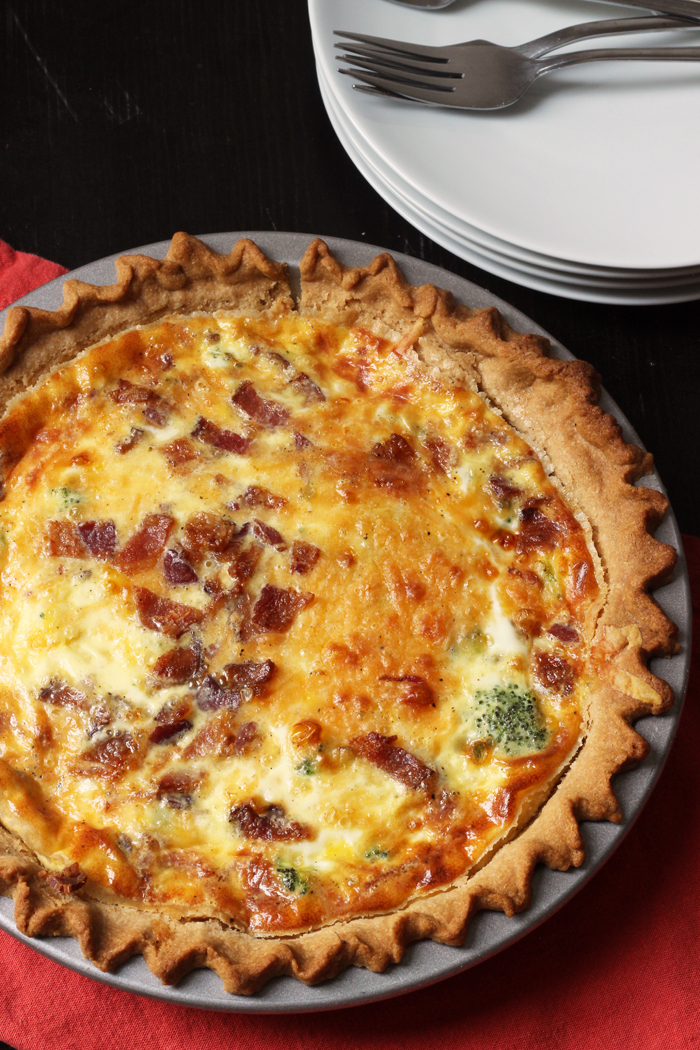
[{"x1": 0, "y1": 234, "x2": 678, "y2": 994}]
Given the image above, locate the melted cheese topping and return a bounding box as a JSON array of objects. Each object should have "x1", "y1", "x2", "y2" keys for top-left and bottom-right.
[{"x1": 0, "y1": 315, "x2": 599, "y2": 933}]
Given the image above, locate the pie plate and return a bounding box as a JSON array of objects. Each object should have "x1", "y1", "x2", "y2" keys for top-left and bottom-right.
[{"x1": 0, "y1": 233, "x2": 691, "y2": 1012}]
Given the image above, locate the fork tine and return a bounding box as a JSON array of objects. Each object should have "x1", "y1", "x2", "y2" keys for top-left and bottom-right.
[
  {"x1": 336, "y1": 50, "x2": 462, "y2": 79},
  {"x1": 353, "y1": 83, "x2": 411, "y2": 101},
  {"x1": 338, "y1": 67, "x2": 455, "y2": 101},
  {"x1": 334, "y1": 31, "x2": 447, "y2": 63}
]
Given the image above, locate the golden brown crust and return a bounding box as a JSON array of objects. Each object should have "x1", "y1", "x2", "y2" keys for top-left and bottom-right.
[
  {"x1": 0, "y1": 233, "x2": 292, "y2": 415},
  {"x1": 0, "y1": 234, "x2": 678, "y2": 993}
]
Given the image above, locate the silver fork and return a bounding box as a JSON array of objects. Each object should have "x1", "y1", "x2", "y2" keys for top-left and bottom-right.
[
  {"x1": 389, "y1": 0, "x2": 700, "y2": 14},
  {"x1": 335, "y1": 18, "x2": 700, "y2": 110},
  {"x1": 387, "y1": 0, "x2": 456, "y2": 7}
]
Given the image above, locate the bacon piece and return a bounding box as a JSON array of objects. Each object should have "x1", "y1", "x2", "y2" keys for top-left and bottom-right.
[
  {"x1": 163, "y1": 547, "x2": 198, "y2": 585},
  {"x1": 288, "y1": 372, "x2": 325, "y2": 404},
  {"x1": 157, "y1": 771, "x2": 200, "y2": 795},
  {"x1": 255, "y1": 348, "x2": 294, "y2": 373},
  {"x1": 109, "y1": 379, "x2": 172, "y2": 427},
  {"x1": 46, "y1": 520, "x2": 86, "y2": 559},
  {"x1": 517, "y1": 505, "x2": 562, "y2": 554},
  {"x1": 221, "y1": 659, "x2": 276, "y2": 697},
  {"x1": 227, "y1": 543, "x2": 262, "y2": 584},
  {"x1": 134, "y1": 587, "x2": 204, "y2": 638},
  {"x1": 183, "y1": 710, "x2": 238, "y2": 758},
  {"x1": 161, "y1": 438, "x2": 199, "y2": 467},
  {"x1": 252, "y1": 519, "x2": 285, "y2": 549},
  {"x1": 114, "y1": 514, "x2": 174, "y2": 574},
  {"x1": 380, "y1": 675, "x2": 434, "y2": 706},
  {"x1": 232, "y1": 381, "x2": 289, "y2": 427},
  {"x1": 47, "y1": 520, "x2": 117, "y2": 560},
  {"x1": 88, "y1": 701, "x2": 113, "y2": 737},
  {"x1": 47, "y1": 863, "x2": 87, "y2": 895},
  {"x1": 80, "y1": 731, "x2": 139, "y2": 776},
  {"x1": 370, "y1": 434, "x2": 422, "y2": 495},
  {"x1": 424, "y1": 435, "x2": 456, "y2": 475},
  {"x1": 152, "y1": 643, "x2": 202, "y2": 684},
  {"x1": 229, "y1": 801, "x2": 313, "y2": 842},
  {"x1": 243, "y1": 584, "x2": 313, "y2": 638},
  {"x1": 195, "y1": 660, "x2": 274, "y2": 712},
  {"x1": 191, "y1": 416, "x2": 251, "y2": 455},
  {"x1": 372, "y1": 433, "x2": 416, "y2": 466},
  {"x1": 533, "y1": 650, "x2": 574, "y2": 696},
  {"x1": 115, "y1": 427, "x2": 144, "y2": 454},
  {"x1": 294, "y1": 432, "x2": 312, "y2": 450},
  {"x1": 195, "y1": 675, "x2": 242, "y2": 712},
  {"x1": 548, "y1": 623, "x2": 579, "y2": 644},
  {"x1": 157, "y1": 771, "x2": 201, "y2": 809},
  {"x1": 180, "y1": 512, "x2": 236, "y2": 564},
  {"x1": 242, "y1": 485, "x2": 287, "y2": 509},
  {"x1": 290, "y1": 540, "x2": 320, "y2": 574},
  {"x1": 77, "y1": 520, "x2": 117, "y2": 559},
  {"x1": 351, "y1": 732, "x2": 437, "y2": 792},
  {"x1": 154, "y1": 696, "x2": 192, "y2": 724},
  {"x1": 234, "y1": 721, "x2": 259, "y2": 755},
  {"x1": 149, "y1": 719, "x2": 193, "y2": 744},
  {"x1": 489, "y1": 476, "x2": 523, "y2": 502},
  {"x1": 38, "y1": 681, "x2": 87, "y2": 710},
  {"x1": 571, "y1": 559, "x2": 594, "y2": 599}
]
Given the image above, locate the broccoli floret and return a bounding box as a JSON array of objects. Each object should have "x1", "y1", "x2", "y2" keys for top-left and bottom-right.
[
  {"x1": 206, "y1": 349, "x2": 234, "y2": 364},
  {"x1": 295, "y1": 758, "x2": 316, "y2": 775},
  {"x1": 473, "y1": 684, "x2": 548, "y2": 756},
  {"x1": 51, "y1": 486, "x2": 83, "y2": 510},
  {"x1": 365, "y1": 846, "x2": 389, "y2": 861},
  {"x1": 276, "y1": 864, "x2": 309, "y2": 894}
]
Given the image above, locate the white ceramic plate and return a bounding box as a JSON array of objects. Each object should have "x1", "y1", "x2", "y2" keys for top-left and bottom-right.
[
  {"x1": 318, "y1": 63, "x2": 700, "y2": 298},
  {"x1": 318, "y1": 67, "x2": 700, "y2": 303},
  {"x1": 316, "y1": 48, "x2": 700, "y2": 281},
  {"x1": 310, "y1": 0, "x2": 700, "y2": 270}
]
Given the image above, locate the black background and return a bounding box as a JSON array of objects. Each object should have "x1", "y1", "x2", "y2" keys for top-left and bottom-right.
[
  {"x1": 0, "y1": 3, "x2": 698, "y2": 1044},
  {"x1": 1, "y1": 1, "x2": 699, "y2": 535}
]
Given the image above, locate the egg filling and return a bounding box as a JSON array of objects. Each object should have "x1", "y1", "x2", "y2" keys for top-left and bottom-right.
[{"x1": 0, "y1": 314, "x2": 598, "y2": 933}]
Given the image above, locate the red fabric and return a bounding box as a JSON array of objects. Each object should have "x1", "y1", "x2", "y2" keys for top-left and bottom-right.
[
  {"x1": 0, "y1": 240, "x2": 67, "y2": 311},
  {"x1": 0, "y1": 244, "x2": 698, "y2": 1050}
]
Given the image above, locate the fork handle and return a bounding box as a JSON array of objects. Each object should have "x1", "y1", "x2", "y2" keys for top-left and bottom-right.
[
  {"x1": 540, "y1": 44, "x2": 700, "y2": 72},
  {"x1": 586, "y1": 0, "x2": 700, "y2": 19},
  {"x1": 521, "y1": 16, "x2": 697, "y2": 59}
]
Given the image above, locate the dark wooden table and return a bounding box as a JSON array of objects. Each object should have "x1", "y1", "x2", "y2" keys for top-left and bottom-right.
[
  {"x1": 0, "y1": 3, "x2": 697, "y2": 1045},
  {"x1": 2, "y1": 1, "x2": 698, "y2": 535}
]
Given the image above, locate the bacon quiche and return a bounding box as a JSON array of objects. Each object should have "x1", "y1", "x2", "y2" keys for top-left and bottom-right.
[{"x1": 0, "y1": 234, "x2": 677, "y2": 993}]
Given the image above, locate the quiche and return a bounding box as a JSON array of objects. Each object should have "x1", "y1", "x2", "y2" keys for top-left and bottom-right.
[{"x1": 0, "y1": 235, "x2": 677, "y2": 993}]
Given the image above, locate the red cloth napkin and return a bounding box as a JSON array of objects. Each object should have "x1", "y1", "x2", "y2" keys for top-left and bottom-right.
[
  {"x1": 0, "y1": 243, "x2": 698, "y2": 1050},
  {"x1": 0, "y1": 241, "x2": 67, "y2": 312}
]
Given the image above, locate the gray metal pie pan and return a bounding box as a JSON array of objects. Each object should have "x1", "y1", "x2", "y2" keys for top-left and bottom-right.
[{"x1": 0, "y1": 233, "x2": 691, "y2": 1013}]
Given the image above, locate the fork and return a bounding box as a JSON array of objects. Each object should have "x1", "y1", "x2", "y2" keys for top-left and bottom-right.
[
  {"x1": 335, "y1": 19, "x2": 700, "y2": 110},
  {"x1": 387, "y1": 0, "x2": 456, "y2": 7},
  {"x1": 389, "y1": 0, "x2": 700, "y2": 14}
]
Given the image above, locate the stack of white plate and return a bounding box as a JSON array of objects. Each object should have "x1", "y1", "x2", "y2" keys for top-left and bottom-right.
[{"x1": 309, "y1": 0, "x2": 700, "y2": 304}]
